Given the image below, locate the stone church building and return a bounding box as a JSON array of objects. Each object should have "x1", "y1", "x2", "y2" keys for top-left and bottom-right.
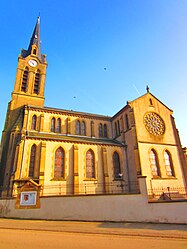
[{"x1": 0, "y1": 17, "x2": 186, "y2": 198}]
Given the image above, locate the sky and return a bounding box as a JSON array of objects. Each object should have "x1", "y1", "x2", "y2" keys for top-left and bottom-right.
[{"x1": 0, "y1": 0, "x2": 187, "y2": 146}]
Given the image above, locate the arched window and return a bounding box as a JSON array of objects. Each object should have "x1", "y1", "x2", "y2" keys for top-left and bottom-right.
[
  {"x1": 99, "y1": 123, "x2": 103, "y2": 137},
  {"x1": 125, "y1": 114, "x2": 129, "y2": 130},
  {"x1": 56, "y1": 118, "x2": 61, "y2": 133},
  {"x1": 81, "y1": 121, "x2": 86, "y2": 135},
  {"x1": 51, "y1": 117, "x2": 55, "y2": 132},
  {"x1": 33, "y1": 48, "x2": 37, "y2": 55},
  {"x1": 29, "y1": 144, "x2": 36, "y2": 177},
  {"x1": 34, "y1": 70, "x2": 40, "y2": 94},
  {"x1": 117, "y1": 120, "x2": 120, "y2": 135},
  {"x1": 54, "y1": 147, "x2": 65, "y2": 178},
  {"x1": 164, "y1": 151, "x2": 175, "y2": 176},
  {"x1": 31, "y1": 115, "x2": 37, "y2": 130},
  {"x1": 113, "y1": 152, "x2": 121, "y2": 179},
  {"x1": 150, "y1": 149, "x2": 160, "y2": 177},
  {"x1": 115, "y1": 122, "x2": 118, "y2": 137},
  {"x1": 104, "y1": 124, "x2": 107, "y2": 137},
  {"x1": 149, "y1": 98, "x2": 153, "y2": 106},
  {"x1": 21, "y1": 67, "x2": 29, "y2": 92},
  {"x1": 76, "y1": 120, "x2": 81, "y2": 135},
  {"x1": 91, "y1": 121, "x2": 95, "y2": 137},
  {"x1": 86, "y1": 149, "x2": 95, "y2": 178}
]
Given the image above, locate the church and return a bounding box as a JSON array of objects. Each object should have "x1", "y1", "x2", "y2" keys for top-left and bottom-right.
[{"x1": 0, "y1": 17, "x2": 187, "y2": 199}]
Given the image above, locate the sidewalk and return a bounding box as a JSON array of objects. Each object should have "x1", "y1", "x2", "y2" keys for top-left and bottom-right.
[{"x1": 0, "y1": 218, "x2": 187, "y2": 239}]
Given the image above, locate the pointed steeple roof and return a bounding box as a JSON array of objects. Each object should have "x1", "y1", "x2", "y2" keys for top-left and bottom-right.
[{"x1": 21, "y1": 16, "x2": 46, "y2": 63}]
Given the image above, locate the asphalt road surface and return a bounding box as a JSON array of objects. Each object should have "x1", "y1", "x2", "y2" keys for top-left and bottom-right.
[{"x1": 0, "y1": 228, "x2": 187, "y2": 249}]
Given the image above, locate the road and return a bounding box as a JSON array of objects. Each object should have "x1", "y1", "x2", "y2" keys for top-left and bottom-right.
[{"x1": 0, "y1": 228, "x2": 187, "y2": 249}]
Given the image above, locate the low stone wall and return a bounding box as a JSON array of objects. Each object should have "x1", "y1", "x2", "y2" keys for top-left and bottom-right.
[
  {"x1": 0, "y1": 193, "x2": 187, "y2": 224},
  {"x1": 0, "y1": 178, "x2": 187, "y2": 224}
]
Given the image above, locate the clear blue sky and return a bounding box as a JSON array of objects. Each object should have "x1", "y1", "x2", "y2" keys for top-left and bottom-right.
[{"x1": 0, "y1": 0, "x2": 187, "y2": 146}]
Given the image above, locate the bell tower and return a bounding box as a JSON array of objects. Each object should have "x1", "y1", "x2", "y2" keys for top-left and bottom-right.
[
  {"x1": 0, "y1": 17, "x2": 47, "y2": 196},
  {"x1": 12, "y1": 16, "x2": 47, "y2": 110}
]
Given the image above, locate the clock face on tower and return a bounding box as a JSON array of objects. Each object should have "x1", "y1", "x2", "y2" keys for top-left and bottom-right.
[
  {"x1": 144, "y1": 112, "x2": 165, "y2": 136},
  {"x1": 28, "y1": 59, "x2": 38, "y2": 67}
]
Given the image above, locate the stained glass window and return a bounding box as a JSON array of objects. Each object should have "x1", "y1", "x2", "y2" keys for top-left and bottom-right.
[
  {"x1": 81, "y1": 121, "x2": 86, "y2": 135},
  {"x1": 150, "y1": 149, "x2": 160, "y2": 176},
  {"x1": 113, "y1": 152, "x2": 121, "y2": 179},
  {"x1": 31, "y1": 115, "x2": 37, "y2": 130},
  {"x1": 54, "y1": 147, "x2": 65, "y2": 178},
  {"x1": 29, "y1": 144, "x2": 36, "y2": 177},
  {"x1": 56, "y1": 118, "x2": 61, "y2": 133},
  {"x1": 51, "y1": 117, "x2": 55, "y2": 132},
  {"x1": 21, "y1": 67, "x2": 29, "y2": 92},
  {"x1": 164, "y1": 151, "x2": 175, "y2": 176},
  {"x1": 76, "y1": 120, "x2": 81, "y2": 135},
  {"x1": 86, "y1": 150, "x2": 95, "y2": 178}
]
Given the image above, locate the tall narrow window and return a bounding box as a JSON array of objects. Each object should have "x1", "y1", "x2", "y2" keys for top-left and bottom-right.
[
  {"x1": 115, "y1": 122, "x2": 118, "y2": 137},
  {"x1": 76, "y1": 120, "x2": 81, "y2": 135},
  {"x1": 51, "y1": 117, "x2": 55, "y2": 132},
  {"x1": 99, "y1": 123, "x2": 103, "y2": 137},
  {"x1": 117, "y1": 120, "x2": 120, "y2": 135},
  {"x1": 91, "y1": 121, "x2": 95, "y2": 137},
  {"x1": 125, "y1": 114, "x2": 129, "y2": 130},
  {"x1": 29, "y1": 144, "x2": 36, "y2": 177},
  {"x1": 113, "y1": 152, "x2": 121, "y2": 179},
  {"x1": 31, "y1": 115, "x2": 37, "y2": 130},
  {"x1": 21, "y1": 67, "x2": 29, "y2": 92},
  {"x1": 86, "y1": 150, "x2": 95, "y2": 178},
  {"x1": 149, "y1": 98, "x2": 153, "y2": 106},
  {"x1": 164, "y1": 151, "x2": 175, "y2": 176},
  {"x1": 56, "y1": 118, "x2": 61, "y2": 133},
  {"x1": 81, "y1": 121, "x2": 86, "y2": 135},
  {"x1": 54, "y1": 147, "x2": 65, "y2": 178},
  {"x1": 150, "y1": 149, "x2": 160, "y2": 177},
  {"x1": 104, "y1": 124, "x2": 107, "y2": 137},
  {"x1": 34, "y1": 70, "x2": 40, "y2": 94}
]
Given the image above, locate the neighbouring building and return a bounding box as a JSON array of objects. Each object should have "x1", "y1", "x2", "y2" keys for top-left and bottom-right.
[{"x1": 0, "y1": 17, "x2": 187, "y2": 198}]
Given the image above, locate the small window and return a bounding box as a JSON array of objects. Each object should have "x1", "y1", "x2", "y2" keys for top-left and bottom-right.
[
  {"x1": 29, "y1": 144, "x2": 36, "y2": 177},
  {"x1": 99, "y1": 123, "x2": 103, "y2": 137},
  {"x1": 86, "y1": 149, "x2": 95, "y2": 178},
  {"x1": 149, "y1": 98, "x2": 153, "y2": 106},
  {"x1": 81, "y1": 121, "x2": 86, "y2": 135},
  {"x1": 76, "y1": 120, "x2": 81, "y2": 135},
  {"x1": 164, "y1": 151, "x2": 175, "y2": 177},
  {"x1": 33, "y1": 48, "x2": 37, "y2": 55},
  {"x1": 125, "y1": 114, "x2": 129, "y2": 130},
  {"x1": 115, "y1": 122, "x2": 118, "y2": 137},
  {"x1": 117, "y1": 120, "x2": 120, "y2": 135},
  {"x1": 56, "y1": 118, "x2": 61, "y2": 133},
  {"x1": 31, "y1": 115, "x2": 37, "y2": 130},
  {"x1": 21, "y1": 67, "x2": 29, "y2": 92},
  {"x1": 54, "y1": 147, "x2": 65, "y2": 178},
  {"x1": 104, "y1": 124, "x2": 107, "y2": 137},
  {"x1": 91, "y1": 121, "x2": 94, "y2": 137},
  {"x1": 51, "y1": 117, "x2": 55, "y2": 132},
  {"x1": 150, "y1": 149, "x2": 160, "y2": 177}
]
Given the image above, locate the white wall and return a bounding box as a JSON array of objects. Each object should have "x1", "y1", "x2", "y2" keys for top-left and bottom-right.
[{"x1": 0, "y1": 178, "x2": 187, "y2": 224}]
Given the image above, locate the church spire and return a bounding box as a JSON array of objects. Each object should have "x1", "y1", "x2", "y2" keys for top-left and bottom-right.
[{"x1": 21, "y1": 16, "x2": 45, "y2": 62}]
